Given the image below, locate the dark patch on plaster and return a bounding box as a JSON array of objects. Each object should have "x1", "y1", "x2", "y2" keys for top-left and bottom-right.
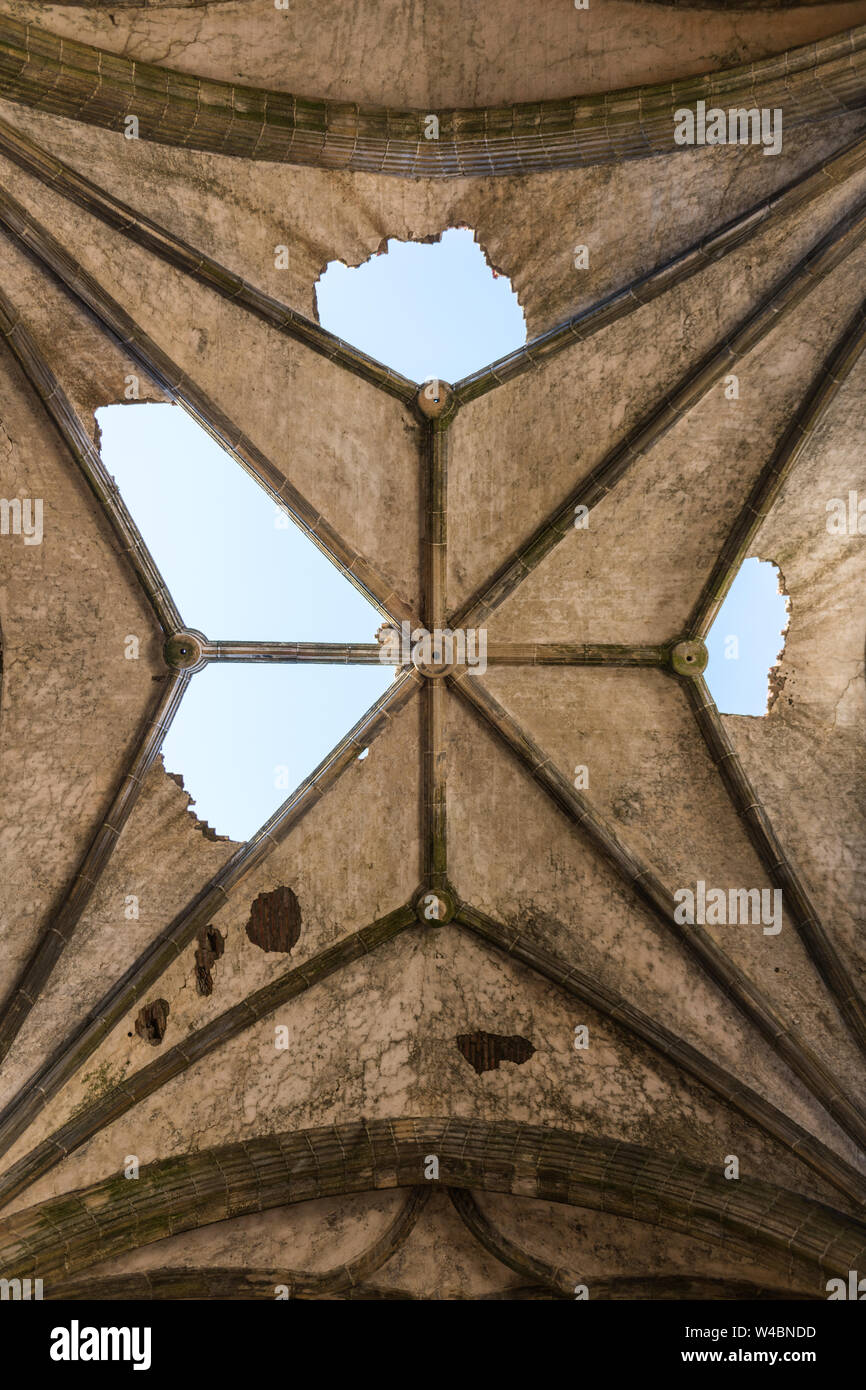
[
  {"x1": 135, "y1": 999, "x2": 170, "y2": 1045},
  {"x1": 456, "y1": 1031, "x2": 535, "y2": 1075},
  {"x1": 194, "y1": 925, "x2": 225, "y2": 996},
  {"x1": 245, "y1": 886, "x2": 302, "y2": 953}
]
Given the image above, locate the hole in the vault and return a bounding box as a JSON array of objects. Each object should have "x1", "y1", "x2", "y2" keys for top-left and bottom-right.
[
  {"x1": 315, "y1": 226, "x2": 526, "y2": 382},
  {"x1": 456, "y1": 1031, "x2": 536, "y2": 1075},
  {"x1": 194, "y1": 925, "x2": 225, "y2": 996},
  {"x1": 705, "y1": 558, "x2": 789, "y2": 715},
  {"x1": 245, "y1": 886, "x2": 302, "y2": 953},
  {"x1": 135, "y1": 998, "x2": 170, "y2": 1046},
  {"x1": 97, "y1": 402, "x2": 392, "y2": 842},
  {"x1": 98, "y1": 236, "x2": 524, "y2": 841}
]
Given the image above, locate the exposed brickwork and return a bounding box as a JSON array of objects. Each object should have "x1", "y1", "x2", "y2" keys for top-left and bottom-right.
[
  {"x1": 245, "y1": 887, "x2": 302, "y2": 953},
  {"x1": 134, "y1": 1000, "x2": 170, "y2": 1046},
  {"x1": 194, "y1": 926, "x2": 225, "y2": 996},
  {"x1": 456, "y1": 1031, "x2": 536, "y2": 1074}
]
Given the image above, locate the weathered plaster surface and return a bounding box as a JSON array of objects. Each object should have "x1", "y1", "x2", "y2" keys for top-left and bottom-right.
[
  {"x1": 0, "y1": 2, "x2": 863, "y2": 1299},
  {"x1": 446, "y1": 692, "x2": 866, "y2": 1173}
]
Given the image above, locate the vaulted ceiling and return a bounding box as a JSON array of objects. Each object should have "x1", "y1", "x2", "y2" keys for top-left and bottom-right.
[{"x1": 0, "y1": 0, "x2": 864, "y2": 1299}]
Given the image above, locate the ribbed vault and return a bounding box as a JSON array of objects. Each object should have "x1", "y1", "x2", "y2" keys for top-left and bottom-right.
[{"x1": 0, "y1": 3, "x2": 863, "y2": 1300}]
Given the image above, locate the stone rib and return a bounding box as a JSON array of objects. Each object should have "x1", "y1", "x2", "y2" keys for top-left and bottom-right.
[
  {"x1": 421, "y1": 682, "x2": 448, "y2": 887},
  {"x1": 0, "y1": 18, "x2": 865, "y2": 173},
  {"x1": 2, "y1": 1119, "x2": 865, "y2": 1287},
  {"x1": 449, "y1": 1188, "x2": 571, "y2": 1293},
  {"x1": 203, "y1": 641, "x2": 384, "y2": 664},
  {"x1": 419, "y1": 409, "x2": 451, "y2": 886},
  {"x1": 485, "y1": 643, "x2": 669, "y2": 665},
  {"x1": 423, "y1": 418, "x2": 449, "y2": 630}
]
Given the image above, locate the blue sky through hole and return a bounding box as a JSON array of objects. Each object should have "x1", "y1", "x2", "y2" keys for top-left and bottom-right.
[
  {"x1": 98, "y1": 227, "x2": 526, "y2": 840},
  {"x1": 99, "y1": 228, "x2": 785, "y2": 839},
  {"x1": 97, "y1": 404, "x2": 393, "y2": 840},
  {"x1": 705, "y1": 557, "x2": 789, "y2": 716},
  {"x1": 315, "y1": 227, "x2": 526, "y2": 383}
]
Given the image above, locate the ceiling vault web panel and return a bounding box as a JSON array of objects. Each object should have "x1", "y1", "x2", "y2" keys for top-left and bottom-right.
[{"x1": 0, "y1": 2, "x2": 864, "y2": 1308}]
